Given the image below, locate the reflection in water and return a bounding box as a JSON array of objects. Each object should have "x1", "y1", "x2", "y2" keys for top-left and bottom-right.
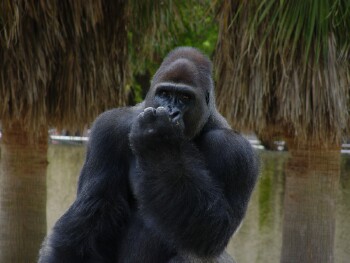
[
  {"x1": 337, "y1": 157, "x2": 350, "y2": 262},
  {"x1": 227, "y1": 152, "x2": 287, "y2": 262},
  {"x1": 0, "y1": 132, "x2": 47, "y2": 263},
  {"x1": 44, "y1": 145, "x2": 350, "y2": 262},
  {"x1": 281, "y1": 148, "x2": 340, "y2": 263},
  {"x1": 46, "y1": 145, "x2": 85, "y2": 231}
]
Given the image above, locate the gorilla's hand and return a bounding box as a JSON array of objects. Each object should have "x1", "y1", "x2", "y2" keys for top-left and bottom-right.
[{"x1": 129, "y1": 107, "x2": 184, "y2": 155}]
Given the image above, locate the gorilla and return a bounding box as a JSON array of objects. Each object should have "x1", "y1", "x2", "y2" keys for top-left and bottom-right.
[{"x1": 39, "y1": 47, "x2": 259, "y2": 263}]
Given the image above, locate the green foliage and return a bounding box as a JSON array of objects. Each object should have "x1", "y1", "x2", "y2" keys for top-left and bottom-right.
[
  {"x1": 128, "y1": 0, "x2": 218, "y2": 104},
  {"x1": 176, "y1": 3, "x2": 218, "y2": 56}
]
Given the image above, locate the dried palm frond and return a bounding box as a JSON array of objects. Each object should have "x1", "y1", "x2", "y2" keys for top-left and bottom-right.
[
  {"x1": 0, "y1": 0, "x2": 202, "y2": 132},
  {"x1": 0, "y1": 0, "x2": 128, "y2": 132},
  {"x1": 214, "y1": 0, "x2": 350, "y2": 144}
]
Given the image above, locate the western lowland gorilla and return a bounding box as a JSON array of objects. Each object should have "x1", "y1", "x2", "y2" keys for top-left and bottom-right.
[{"x1": 39, "y1": 47, "x2": 259, "y2": 263}]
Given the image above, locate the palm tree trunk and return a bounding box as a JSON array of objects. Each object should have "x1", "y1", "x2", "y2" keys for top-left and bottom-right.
[
  {"x1": 280, "y1": 141, "x2": 340, "y2": 263},
  {"x1": 0, "y1": 122, "x2": 48, "y2": 263}
]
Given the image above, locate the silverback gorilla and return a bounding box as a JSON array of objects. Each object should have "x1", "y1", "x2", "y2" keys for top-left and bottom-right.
[{"x1": 39, "y1": 47, "x2": 259, "y2": 263}]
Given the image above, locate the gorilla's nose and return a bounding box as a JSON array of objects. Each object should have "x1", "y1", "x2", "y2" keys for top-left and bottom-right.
[{"x1": 169, "y1": 110, "x2": 181, "y2": 122}]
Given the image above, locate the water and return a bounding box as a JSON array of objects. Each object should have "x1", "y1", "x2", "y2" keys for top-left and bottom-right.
[{"x1": 30, "y1": 145, "x2": 350, "y2": 262}]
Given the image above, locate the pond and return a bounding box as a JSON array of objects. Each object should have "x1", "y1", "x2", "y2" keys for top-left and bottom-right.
[{"x1": 44, "y1": 144, "x2": 350, "y2": 262}]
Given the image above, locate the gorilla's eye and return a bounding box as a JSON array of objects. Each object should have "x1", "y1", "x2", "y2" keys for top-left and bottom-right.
[
  {"x1": 160, "y1": 90, "x2": 170, "y2": 97},
  {"x1": 181, "y1": 94, "x2": 190, "y2": 101}
]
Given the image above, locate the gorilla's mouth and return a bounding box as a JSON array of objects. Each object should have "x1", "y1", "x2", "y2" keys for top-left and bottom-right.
[{"x1": 167, "y1": 108, "x2": 182, "y2": 124}]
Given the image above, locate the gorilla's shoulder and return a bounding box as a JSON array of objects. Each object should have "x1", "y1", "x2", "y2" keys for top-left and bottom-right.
[
  {"x1": 200, "y1": 128, "x2": 259, "y2": 182},
  {"x1": 201, "y1": 128, "x2": 249, "y2": 147},
  {"x1": 88, "y1": 106, "x2": 142, "y2": 148},
  {"x1": 200, "y1": 128, "x2": 257, "y2": 164},
  {"x1": 93, "y1": 106, "x2": 142, "y2": 131}
]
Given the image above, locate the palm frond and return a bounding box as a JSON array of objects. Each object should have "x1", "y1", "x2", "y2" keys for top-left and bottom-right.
[
  {"x1": 214, "y1": 0, "x2": 350, "y2": 144},
  {"x1": 0, "y1": 0, "x2": 128, "y2": 131}
]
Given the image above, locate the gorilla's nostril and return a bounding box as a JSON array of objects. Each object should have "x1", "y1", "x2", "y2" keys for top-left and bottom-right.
[{"x1": 170, "y1": 111, "x2": 181, "y2": 121}]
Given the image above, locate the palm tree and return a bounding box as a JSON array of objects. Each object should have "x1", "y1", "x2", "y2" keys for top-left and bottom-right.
[
  {"x1": 0, "y1": 1, "x2": 128, "y2": 261},
  {"x1": 0, "y1": 1, "x2": 187, "y2": 262},
  {"x1": 214, "y1": 1, "x2": 349, "y2": 262}
]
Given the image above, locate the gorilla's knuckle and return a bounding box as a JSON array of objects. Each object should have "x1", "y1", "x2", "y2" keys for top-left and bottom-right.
[{"x1": 155, "y1": 106, "x2": 168, "y2": 115}]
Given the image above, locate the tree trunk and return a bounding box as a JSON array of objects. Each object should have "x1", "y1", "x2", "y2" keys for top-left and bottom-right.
[
  {"x1": 280, "y1": 141, "x2": 340, "y2": 263},
  {"x1": 0, "y1": 122, "x2": 48, "y2": 263}
]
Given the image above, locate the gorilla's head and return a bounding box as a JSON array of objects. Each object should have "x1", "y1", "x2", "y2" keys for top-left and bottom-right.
[{"x1": 145, "y1": 47, "x2": 215, "y2": 139}]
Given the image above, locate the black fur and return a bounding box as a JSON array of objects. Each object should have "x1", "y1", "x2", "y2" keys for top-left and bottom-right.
[{"x1": 39, "y1": 47, "x2": 259, "y2": 263}]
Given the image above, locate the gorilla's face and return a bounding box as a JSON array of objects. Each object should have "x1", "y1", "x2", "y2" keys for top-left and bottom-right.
[
  {"x1": 154, "y1": 84, "x2": 194, "y2": 127},
  {"x1": 148, "y1": 83, "x2": 208, "y2": 138},
  {"x1": 145, "y1": 48, "x2": 213, "y2": 139}
]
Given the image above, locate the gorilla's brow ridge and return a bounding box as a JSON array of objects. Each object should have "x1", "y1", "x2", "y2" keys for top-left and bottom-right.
[{"x1": 155, "y1": 82, "x2": 197, "y2": 91}]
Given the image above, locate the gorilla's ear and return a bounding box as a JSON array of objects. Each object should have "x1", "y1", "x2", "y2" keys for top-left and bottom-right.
[{"x1": 205, "y1": 92, "x2": 210, "y2": 105}]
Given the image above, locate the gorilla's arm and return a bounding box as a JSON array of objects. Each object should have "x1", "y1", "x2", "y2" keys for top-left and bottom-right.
[
  {"x1": 39, "y1": 108, "x2": 138, "y2": 263},
  {"x1": 129, "y1": 109, "x2": 258, "y2": 257}
]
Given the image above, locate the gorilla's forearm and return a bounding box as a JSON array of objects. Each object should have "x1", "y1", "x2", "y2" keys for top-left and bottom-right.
[{"x1": 133, "y1": 141, "x2": 236, "y2": 257}]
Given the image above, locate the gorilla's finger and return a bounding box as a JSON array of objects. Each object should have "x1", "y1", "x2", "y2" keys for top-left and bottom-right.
[
  {"x1": 156, "y1": 106, "x2": 167, "y2": 113},
  {"x1": 141, "y1": 107, "x2": 157, "y2": 121},
  {"x1": 155, "y1": 107, "x2": 171, "y2": 121},
  {"x1": 144, "y1": 107, "x2": 156, "y2": 114}
]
